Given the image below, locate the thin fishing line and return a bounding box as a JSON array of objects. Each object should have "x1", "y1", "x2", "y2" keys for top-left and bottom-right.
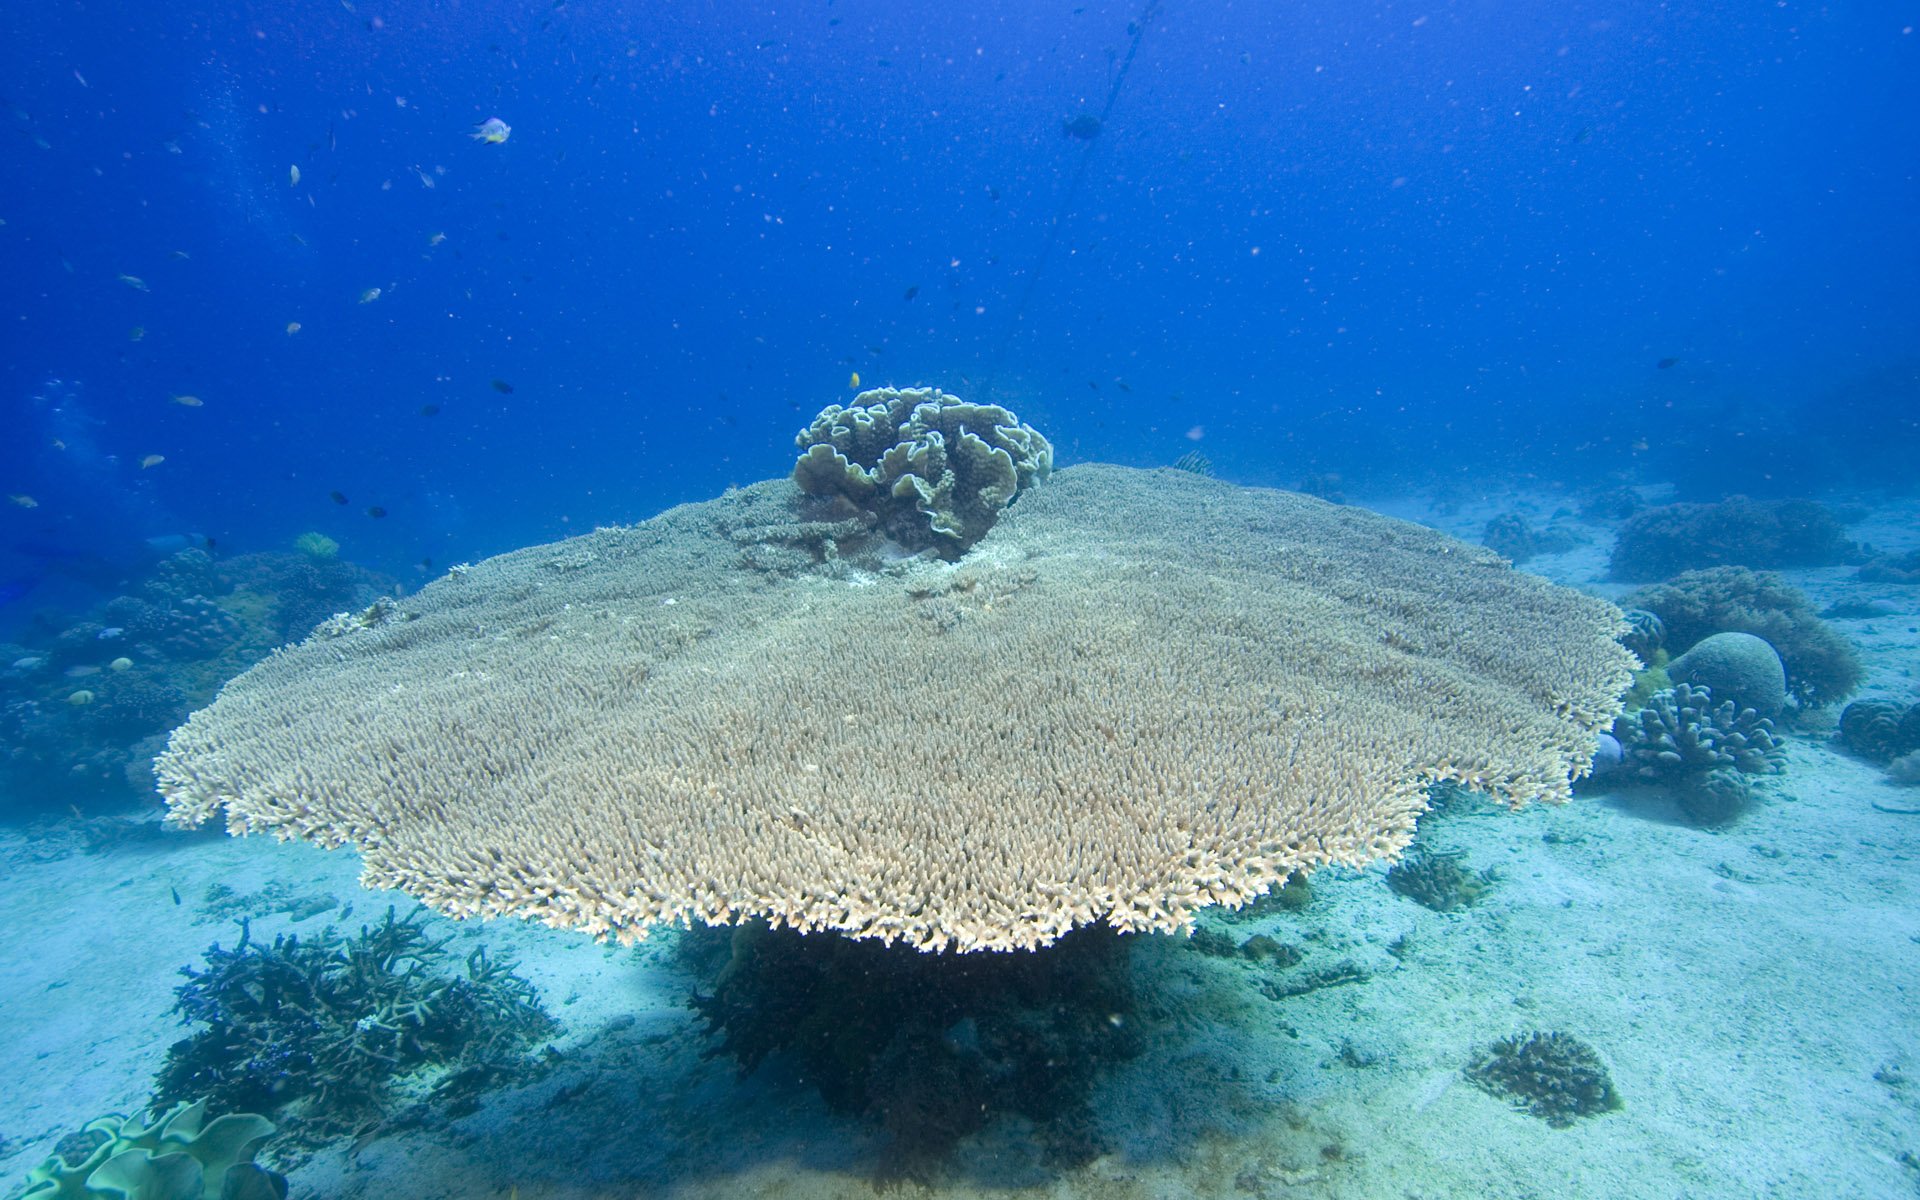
[{"x1": 985, "y1": 0, "x2": 1162, "y2": 395}]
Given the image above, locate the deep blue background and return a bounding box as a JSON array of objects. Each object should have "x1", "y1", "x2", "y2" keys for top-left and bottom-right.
[{"x1": 3, "y1": 0, "x2": 1916, "y2": 600}]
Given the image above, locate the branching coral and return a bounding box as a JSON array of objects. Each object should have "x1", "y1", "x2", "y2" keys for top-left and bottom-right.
[
  {"x1": 1616, "y1": 684, "x2": 1786, "y2": 780},
  {"x1": 1608, "y1": 495, "x2": 1855, "y2": 580},
  {"x1": 1467, "y1": 1031, "x2": 1622, "y2": 1128},
  {"x1": 155, "y1": 908, "x2": 556, "y2": 1139},
  {"x1": 1626, "y1": 567, "x2": 1863, "y2": 707},
  {"x1": 1386, "y1": 846, "x2": 1494, "y2": 912},
  {"x1": 1613, "y1": 683, "x2": 1785, "y2": 825}
]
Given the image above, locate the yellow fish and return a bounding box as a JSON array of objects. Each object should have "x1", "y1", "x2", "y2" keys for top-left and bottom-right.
[
  {"x1": 359, "y1": 287, "x2": 382, "y2": 304},
  {"x1": 289, "y1": 163, "x2": 301, "y2": 186},
  {"x1": 286, "y1": 321, "x2": 302, "y2": 334},
  {"x1": 170, "y1": 394, "x2": 204, "y2": 407},
  {"x1": 140, "y1": 454, "x2": 166, "y2": 469},
  {"x1": 471, "y1": 117, "x2": 511, "y2": 144},
  {"x1": 129, "y1": 326, "x2": 145, "y2": 341},
  {"x1": 8, "y1": 494, "x2": 37, "y2": 508},
  {"x1": 849, "y1": 371, "x2": 860, "y2": 388},
  {"x1": 118, "y1": 273, "x2": 149, "y2": 291}
]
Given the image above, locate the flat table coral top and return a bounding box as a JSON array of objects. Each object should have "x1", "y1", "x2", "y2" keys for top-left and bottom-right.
[{"x1": 158, "y1": 465, "x2": 1632, "y2": 953}]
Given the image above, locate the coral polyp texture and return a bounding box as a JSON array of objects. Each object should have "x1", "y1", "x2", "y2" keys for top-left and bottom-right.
[
  {"x1": 792, "y1": 386, "x2": 1053, "y2": 554},
  {"x1": 157, "y1": 465, "x2": 1632, "y2": 954}
]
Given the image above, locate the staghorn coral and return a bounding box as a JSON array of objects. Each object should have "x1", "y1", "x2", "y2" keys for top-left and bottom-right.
[
  {"x1": 1626, "y1": 567, "x2": 1863, "y2": 707},
  {"x1": 157, "y1": 465, "x2": 1632, "y2": 955},
  {"x1": 155, "y1": 908, "x2": 555, "y2": 1139},
  {"x1": 1615, "y1": 683, "x2": 1786, "y2": 781},
  {"x1": 792, "y1": 386, "x2": 1053, "y2": 555}
]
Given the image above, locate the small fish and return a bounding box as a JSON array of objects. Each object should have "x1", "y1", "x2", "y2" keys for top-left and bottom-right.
[
  {"x1": 849, "y1": 371, "x2": 861, "y2": 388},
  {"x1": 472, "y1": 117, "x2": 511, "y2": 144},
  {"x1": 1063, "y1": 113, "x2": 1102, "y2": 140},
  {"x1": 169, "y1": 249, "x2": 190, "y2": 260},
  {"x1": 128, "y1": 326, "x2": 145, "y2": 341},
  {"x1": 1656, "y1": 357, "x2": 1680, "y2": 369},
  {"x1": 413, "y1": 165, "x2": 436, "y2": 188},
  {"x1": 140, "y1": 454, "x2": 166, "y2": 469},
  {"x1": 73, "y1": 69, "x2": 89, "y2": 88},
  {"x1": 170, "y1": 394, "x2": 203, "y2": 407},
  {"x1": 902, "y1": 285, "x2": 919, "y2": 301},
  {"x1": 290, "y1": 163, "x2": 301, "y2": 186},
  {"x1": 118, "y1": 273, "x2": 149, "y2": 291},
  {"x1": 171, "y1": 886, "x2": 182, "y2": 906},
  {"x1": 8, "y1": 494, "x2": 37, "y2": 508},
  {"x1": 427, "y1": 231, "x2": 446, "y2": 246},
  {"x1": 365, "y1": 505, "x2": 388, "y2": 518},
  {"x1": 329, "y1": 490, "x2": 349, "y2": 505},
  {"x1": 161, "y1": 139, "x2": 182, "y2": 154},
  {"x1": 359, "y1": 286, "x2": 382, "y2": 303},
  {"x1": 491, "y1": 378, "x2": 514, "y2": 394},
  {"x1": 286, "y1": 321, "x2": 302, "y2": 334},
  {"x1": 419, "y1": 403, "x2": 441, "y2": 417}
]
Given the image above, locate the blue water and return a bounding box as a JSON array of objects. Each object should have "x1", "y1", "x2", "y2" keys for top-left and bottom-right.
[
  {"x1": 2, "y1": 5, "x2": 1919, "y2": 1194},
  {"x1": 4, "y1": 2, "x2": 1914, "y2": 597}
]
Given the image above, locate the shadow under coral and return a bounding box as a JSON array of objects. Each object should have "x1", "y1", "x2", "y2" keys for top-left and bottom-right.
[{"x1": 681, "y1": 920, "x2": 1143, "y2": 1182}]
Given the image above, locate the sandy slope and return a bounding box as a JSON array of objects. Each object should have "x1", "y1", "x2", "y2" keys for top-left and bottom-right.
[{"x1": 2, "y1": 488, "x2": 1916, "y2": 1200}]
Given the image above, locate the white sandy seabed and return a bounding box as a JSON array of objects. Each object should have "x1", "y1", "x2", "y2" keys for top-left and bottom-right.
[{"x1": 1, "y1": 489, "x2": 1916, "y2": 1200}]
